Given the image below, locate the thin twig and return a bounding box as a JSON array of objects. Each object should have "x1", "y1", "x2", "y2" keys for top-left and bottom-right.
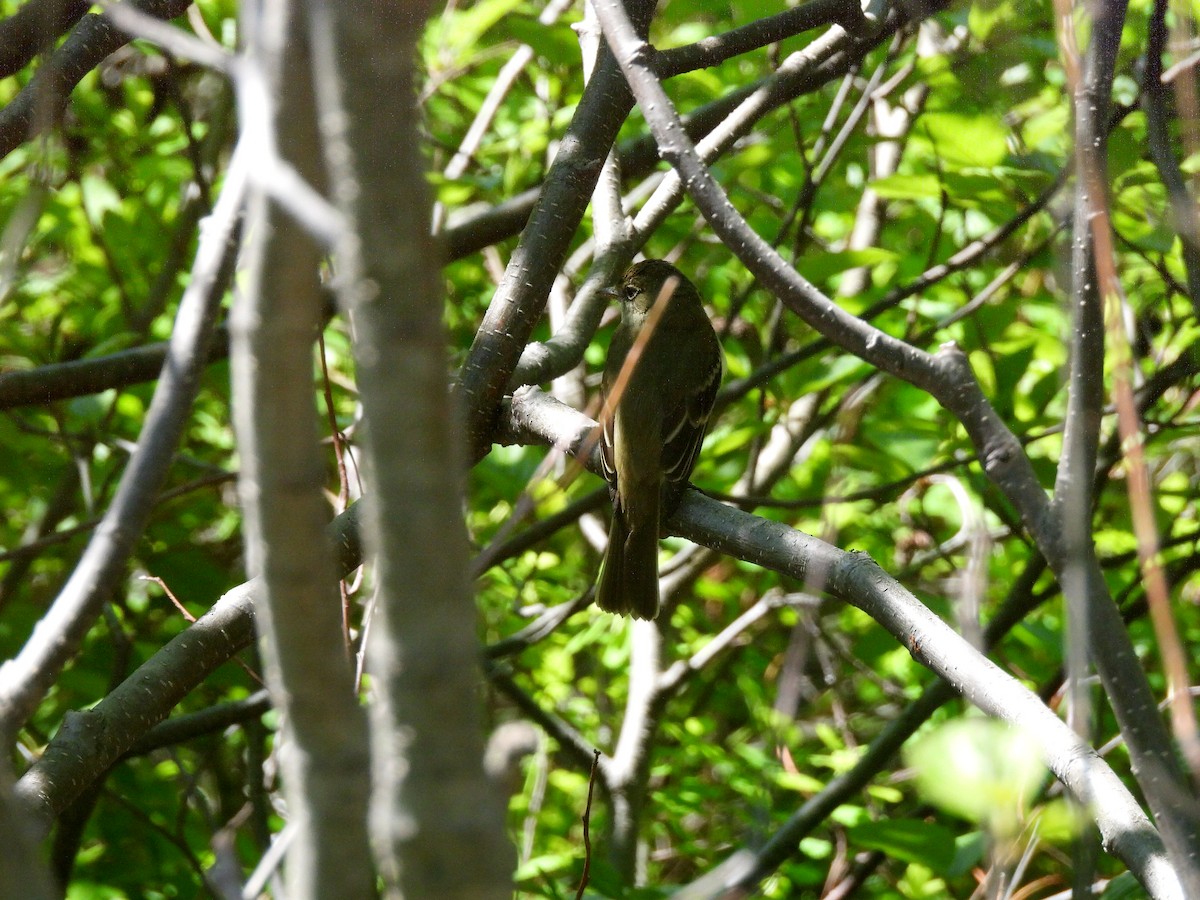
[{"x1": 573, "y1": 749, "x2": 602, "y2": 900}]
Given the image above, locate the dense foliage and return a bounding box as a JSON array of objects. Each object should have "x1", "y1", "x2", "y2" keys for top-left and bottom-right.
[{"x1": 1, "y1": 0, "x2": 1198, "y2": 896}]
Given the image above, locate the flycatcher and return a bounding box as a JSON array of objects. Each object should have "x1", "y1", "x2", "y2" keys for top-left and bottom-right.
[{"x1": 597, "y1": 260, "x2": 722, "y2": 619}]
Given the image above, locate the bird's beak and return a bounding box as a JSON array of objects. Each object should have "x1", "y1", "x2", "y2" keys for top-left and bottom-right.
[{"x1": 598, "y1": 285, "x2": 620, "y2": 301}]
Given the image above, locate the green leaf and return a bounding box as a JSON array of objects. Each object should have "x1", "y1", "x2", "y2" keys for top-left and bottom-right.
[
  {"x1": 503, "y1": 16, "x2": 580, "y2": 66},
  {"x1": 870, "y1": 173, "x2": 942, "y2": 199},
  {"x1": 946, "y1": 832, "x2": 986, "y2": 877},
  {"x1": 67, "y1": 882, "x2": 127, "y2": 900},
  {"x1": 776, "y1": 771, "x2": 825, "y2": 793},
  {"x1": 68, "y1": 391, "x2": 113, "y2": 426},
  {"x1": 1099, "y1": 871, "x2": 1150, "y2": 899},
  {"x1": 920, "y1": 111, "x2": 1010, "y2": 168},
  {"x1": 906, "y1": 719, "x2": 1047, "y2": 837},
  {"x1": 802, "y1": 248, "x2": 898, "y2": 286},
  {"x1": 848, "y1": 819, "x2": 958, "y2": 872},
  {"x1": 514, "y1": 852, "x2": 576, "y2": 881},
  {"x1": 80, "y1": 174, "x2": 122, "y2": 223},
  {"x1": 426, "y1": 0, "x2": 526, "y2": 57},
  {"x1": 940, "y1": 171, "x2": 1011, "y2": 207},
  {"x1": 968, "y1": 0, "x2": 1015, "y2": 41}
]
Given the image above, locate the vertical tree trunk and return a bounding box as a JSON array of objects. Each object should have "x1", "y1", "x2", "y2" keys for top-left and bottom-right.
[
  {"x1": 231, "y1": 2, "x2": 374, "y2": 897},
  {"x1": 306, "y1": 2, "x2": 515, "y2": 896}
]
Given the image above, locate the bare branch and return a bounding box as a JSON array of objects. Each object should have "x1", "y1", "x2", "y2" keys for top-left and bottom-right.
[
  {"x1": 1052, "y1": 0, "x2": 1200, "y2": 883},
  {"x1": 230, "y1": 2, "x2": 373, "y2": 894},
  {"x1": 504, "y1": 387, "x2": 1184, "y2": 898},
  {"x1": 0, "y1": 0, "x2": 90, "y2": 79},
  {"x1": 0, "y1": 0, "x2": 194, "y2": 159},
  {"x1": 0, "y1": 142, "x2": 244, "y2": 742},
  {"x1": 1144, "y1": 0, "x2": 1200, "y2": 316},
  {"x1": 308, "y1": 0, "x2": 513, "y2": 892}
]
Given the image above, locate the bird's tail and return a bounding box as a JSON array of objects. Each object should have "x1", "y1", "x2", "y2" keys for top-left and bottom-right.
[{"x1": 597, "y1": 512, "x2": 660, "y2": 620}]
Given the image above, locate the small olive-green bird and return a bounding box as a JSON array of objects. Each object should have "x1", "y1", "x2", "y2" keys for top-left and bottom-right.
[{"x1": 596, "y1": 260, "x2": 722, "y2": 619}]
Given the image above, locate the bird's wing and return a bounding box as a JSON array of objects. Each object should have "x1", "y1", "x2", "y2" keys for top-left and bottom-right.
[
  {"x1": 661, "y1": 349, "x2": 722, "y2": 500},
  {"x1": 600, "y1": 401, "x2": 617, "y2": 488}
]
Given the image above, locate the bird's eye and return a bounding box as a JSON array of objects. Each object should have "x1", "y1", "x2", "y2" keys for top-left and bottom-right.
[{"x1": 623, "y1": 284, "x2": 640, "y2": 302}]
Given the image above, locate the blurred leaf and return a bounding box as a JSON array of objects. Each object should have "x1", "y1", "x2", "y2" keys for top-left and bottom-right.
[
  {"x1": 503, "y1": 17, "x2": 582, "y2": 66},
  {"x1": 906, "y1": 719, "x2": 1047, "y2": 837},
  {"x1": 803, "y1": 248, "x2": 898, "y2": 286},
  {"x1": 1099, "y1": 871, "x2": 1150, "y2": 899},
  {"x1": 871, "y1": 173, "x2": 942, "y2": 199},
  {"x1": 920, "y1": 111, "x2": 1010, "y2": 168},
  {"x1": 848, "y1": 819, "x2": 958, "y2": 872},
  {"x1": 80, "y1": 174, "x2": 122, "y2": 223},
  {"x1": 425, "y1": 0, "x2": 525, "y2": 57}
]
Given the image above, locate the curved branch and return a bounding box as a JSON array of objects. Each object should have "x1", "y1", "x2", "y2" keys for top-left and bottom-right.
[
  {"x1": 1143, "y1": 0, "x2": 1200, "y2": 316},
  {"x1": 652, "y1": 0, "x2": 873, "y2": 79},
  {"x1": 593, "y1": 16, "x2": 1200, "y2": 868},
  {"x1": 512, "y1": 4, "x2": 904, "y2": 391},
  {"x1": 0, "y1": 329, "x2": 230, "y2": 410},
  {"x1": 13, "y1": 501, "x2": 367, "y2": 837},
  {"x1": 0, "y1": 0, "x2": 194, "y2": 160},
  {"x1": 1052, "y1": 0, "x2": 1200, "y2": 884},
  {"x1": 504, "y1": 388, "x2": 1181, "y2": 898},
  {"x1": 0, "y1": 143, "x2": 244, "y2": 743},
  {"x1": 0, "y1": 0, "x2": 90, "y2": 79},
  {"x1": 456, "y1": 0, "x2": 656, "y2": 461},
  {"x1": 15, "y1": 384, "x2": 1188, "y2": 899},
  {"x1": 592, "y1": 0, "x2": 1060, "y2": 559}
]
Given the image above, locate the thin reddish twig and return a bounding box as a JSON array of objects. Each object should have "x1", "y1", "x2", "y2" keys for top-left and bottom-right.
[{"x1": 573, "y1": 748, "x2": 602, "y2": 900}]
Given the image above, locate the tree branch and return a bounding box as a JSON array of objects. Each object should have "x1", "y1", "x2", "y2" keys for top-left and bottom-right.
[
  {"x1": 1052, "y1": 0, "x2": 1200, "y2": 884},
  {"x1": 505, "y1": 388, "x2": 1183, "y2": 898},
  {"x1": 457, "y1": 0, "x2": 656, "y2": 461},
  {"x1": 229, "y1": 3, "x2": 373, "y2": 895},
  {"x1": 0, "y1": 0, "x2": 91, "y2": 79},
  {"x1": 309, "y1": 0, "x2": 513, "y2": 892},
  {"x1": 0, "y1": 0, "x2": 194, "y2": 159},
  {"x1": 0, "y1": 141, "x2": 243, "y2": 743}
]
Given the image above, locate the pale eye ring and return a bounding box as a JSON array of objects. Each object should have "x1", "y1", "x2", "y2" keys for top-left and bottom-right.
[{"x1": 623, "y1": 284, "x2": 640, "y2": 302}]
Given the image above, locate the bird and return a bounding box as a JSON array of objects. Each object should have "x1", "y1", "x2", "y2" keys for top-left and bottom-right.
[{"x1": 596, "y1": 260, "x2": 722, "y2": 619}]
